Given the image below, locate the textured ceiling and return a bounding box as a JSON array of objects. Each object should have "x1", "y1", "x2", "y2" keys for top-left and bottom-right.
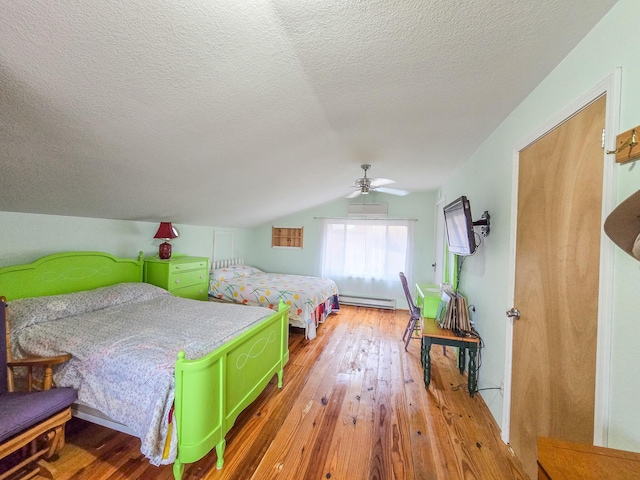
[{"x1": 0, "y1": 0, "x2": 617, "y2": 227}]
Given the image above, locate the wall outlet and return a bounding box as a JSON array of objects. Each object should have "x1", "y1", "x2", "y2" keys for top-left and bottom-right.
[{"x1": 500, "y1": 381, "x2": 504, "y2": 395}]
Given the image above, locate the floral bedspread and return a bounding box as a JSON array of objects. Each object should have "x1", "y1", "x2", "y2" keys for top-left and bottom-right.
[
  {"x1": 7, "y1": 283, "x2": 274, "y2": 466},
  {"x1": 209, "y1": 265, "x2": 339, "y2": 340}
]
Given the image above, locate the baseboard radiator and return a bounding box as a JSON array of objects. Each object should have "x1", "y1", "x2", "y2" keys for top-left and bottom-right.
[{"x1": 340, "y1": 294, "x2": 396, "y2": 310}]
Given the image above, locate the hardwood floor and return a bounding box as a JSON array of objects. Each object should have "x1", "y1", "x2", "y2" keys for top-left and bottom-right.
[{"x1": 22, "y1": 306, "x2": 528, "y2": 479}]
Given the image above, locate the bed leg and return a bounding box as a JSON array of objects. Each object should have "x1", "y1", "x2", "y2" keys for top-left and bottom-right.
[
  {"x1": 215, "y1": 439, "x2": 226, "y2": 469},
  {"x1": 277, "y1": 368, "x2": 284, "y2": 388},
  {"x1": 172, "y1": 460, "x2": 184, "y2": 480}
]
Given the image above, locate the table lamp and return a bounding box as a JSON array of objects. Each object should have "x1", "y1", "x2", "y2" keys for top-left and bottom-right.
[{"x1": 154, "y1": 222, "x2": 179, "y2": 259}]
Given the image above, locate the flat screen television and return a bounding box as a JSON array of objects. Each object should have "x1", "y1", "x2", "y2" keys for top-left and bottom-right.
[{"x1": 443, "y1": 196, "x2": 477, "y2": 256}]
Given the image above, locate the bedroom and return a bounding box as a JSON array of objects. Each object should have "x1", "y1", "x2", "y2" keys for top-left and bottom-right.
[{"x1": 2, "y1": 0, "x2": 640, "y2": 479}]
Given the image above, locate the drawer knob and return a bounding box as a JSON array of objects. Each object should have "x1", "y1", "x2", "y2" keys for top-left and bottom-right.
[
  {"x1": 200, "y1": 275, "x2": 204, "y2": 279},
  {"x1": 175, "y1": 279, "x2": 180, "y2": 284}
]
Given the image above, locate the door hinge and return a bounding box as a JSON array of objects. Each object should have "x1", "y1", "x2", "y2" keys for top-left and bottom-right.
[{"x1": 602, "y1": 128, "x2": 606, "y2": 149}]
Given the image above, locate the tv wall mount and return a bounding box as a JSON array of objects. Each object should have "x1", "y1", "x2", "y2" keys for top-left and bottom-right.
[{"x1": 473, "y1": 211, "x2": 491, "y2": 237}]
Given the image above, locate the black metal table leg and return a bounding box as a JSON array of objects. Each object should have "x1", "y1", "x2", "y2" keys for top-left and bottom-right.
[
  {"x1": 468, "y1": 345, "x2": 478, "y2": 397},
  {"x1": 422, "y1": 337, "x2": 432, "y2": 390},
  {"x1": 458, "y1": 347, "x2": 466, "y2": 374}
]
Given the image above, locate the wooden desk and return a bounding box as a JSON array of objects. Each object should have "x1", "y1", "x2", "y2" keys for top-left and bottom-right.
[
  {"x1": 421, "y1": 318, "x2": 480, "y2": 397},
  {"x1": 537, "y1": 437, "x2": 640, "y2": 479}
]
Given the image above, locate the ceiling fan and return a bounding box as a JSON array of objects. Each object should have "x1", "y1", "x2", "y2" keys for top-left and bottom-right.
[{"x1": 346, "y1": 164, "x2": 410, "y2": 198}]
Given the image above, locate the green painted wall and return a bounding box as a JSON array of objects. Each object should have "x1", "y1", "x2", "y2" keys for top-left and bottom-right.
[
  {"x1": 440, "y1": 0, "x2": 640, "y2": 452},
  {"x1": 245, "y1": 191, "x2": 438, "y2": 308}
]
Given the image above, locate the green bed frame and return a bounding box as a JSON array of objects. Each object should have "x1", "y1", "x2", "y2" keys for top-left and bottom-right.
[{"x1": 0, "y1": 251, "x2": 290, "y2": 479}]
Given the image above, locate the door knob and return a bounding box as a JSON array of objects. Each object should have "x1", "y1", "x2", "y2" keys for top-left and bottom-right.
[{"x1": 506, "y1": 307, "x2": 520, "y2": 319}]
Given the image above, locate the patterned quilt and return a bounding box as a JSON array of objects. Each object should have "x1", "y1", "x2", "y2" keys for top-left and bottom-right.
[
  {"x1": 209, "y1": 265, "x2": 339, "y2": 340},
  {"x1": 7, "y1": 283, "x2": 274, "y2": 466}
]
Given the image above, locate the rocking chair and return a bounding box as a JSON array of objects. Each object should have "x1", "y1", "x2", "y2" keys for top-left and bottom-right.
[{"x1": 0, "y1": 296, "x2": 76, "y2": 480}]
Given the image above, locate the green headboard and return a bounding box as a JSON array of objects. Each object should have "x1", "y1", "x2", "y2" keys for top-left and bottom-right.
[{"x1": 0, "y1": 251, "x2": 144, "y2": 301}]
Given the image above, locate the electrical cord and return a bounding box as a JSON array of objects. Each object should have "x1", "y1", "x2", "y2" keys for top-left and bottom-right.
[
  {"x1": 451, "y1": 234, "x2": 487, "y2": 392},
  {"x1": 448, "y1": 328, "x2": 486, "y2": 395},
  {"x1": 450, "y1": 326, "x2": 485, "y2": 393},
  {"x1": 454, "y1": 233, "x2": 480, "y2": 291},
  {"x1": 455, "y1": 256, "x2": 465, "y2": 291},
  {"x1": 472, "y1": 231, "x2": 482, "y2": 252},
  {"x1": 470, "y1": 327, "x2": 484, "y2": 385}
]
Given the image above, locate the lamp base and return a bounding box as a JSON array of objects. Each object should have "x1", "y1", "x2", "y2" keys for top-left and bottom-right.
[{"x1": 158, "y1": 242, "x2": 172, "y2": 260}]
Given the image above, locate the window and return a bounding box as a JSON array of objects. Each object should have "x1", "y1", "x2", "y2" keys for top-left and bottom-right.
[{"x1": 321, "y1": 218, "x2": 414, "y2": 282}]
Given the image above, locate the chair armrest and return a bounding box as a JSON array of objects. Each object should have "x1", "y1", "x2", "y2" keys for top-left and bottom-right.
[
  {"x1": 7, "y1": 354, "x2": 72, "y2": 391},
  {"x1": 7, "y1": 353, "x2": 72, "y2": 368}
]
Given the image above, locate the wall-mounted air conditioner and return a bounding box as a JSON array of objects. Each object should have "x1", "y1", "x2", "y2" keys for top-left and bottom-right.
[{"x1": 347, "y1": 203, "x2": 388, "y2": 217}]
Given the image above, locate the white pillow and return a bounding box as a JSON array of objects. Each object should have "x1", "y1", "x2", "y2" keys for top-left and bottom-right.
[{"x1": 8, "y1": 282, "x2": 169, "y2": 332}]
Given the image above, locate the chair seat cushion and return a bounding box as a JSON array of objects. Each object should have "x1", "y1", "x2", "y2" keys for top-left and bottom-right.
[{"x1": 0, "y1": 388, "x2": 77, "y2": 442}]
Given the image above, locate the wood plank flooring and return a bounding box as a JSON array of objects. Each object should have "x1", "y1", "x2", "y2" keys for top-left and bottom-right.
[{"x1": 16, "y1": 306, "x2": 528, "y2": 479}]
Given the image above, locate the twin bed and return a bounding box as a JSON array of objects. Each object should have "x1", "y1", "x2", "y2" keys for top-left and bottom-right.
[
  {"x1": 209, "y1": 259, "x2": 340, "y2": 340},
  {"x1": 0, "y1": 251, "x2": 290, "y2": 480}
]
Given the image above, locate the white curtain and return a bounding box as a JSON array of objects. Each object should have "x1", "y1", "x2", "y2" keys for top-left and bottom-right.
[{"x1": 320, "y1": 218, "x2": 415, "y2": 285}]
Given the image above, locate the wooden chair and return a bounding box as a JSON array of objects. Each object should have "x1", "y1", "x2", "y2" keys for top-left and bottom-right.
[
  {"x1": 399, "y1": 272, "x2": 422, "y2": 351},
  {"x1": 0, "y1": 296, "x2": 77, "y2": 480}
]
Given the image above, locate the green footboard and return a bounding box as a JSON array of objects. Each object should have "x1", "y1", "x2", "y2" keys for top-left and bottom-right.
[
  {"x1": 172, "y1": 301, "x2": 290, "y2": 479},
  {"x1": 0, "y1": 251, "x2": 290, "y2": 479}
]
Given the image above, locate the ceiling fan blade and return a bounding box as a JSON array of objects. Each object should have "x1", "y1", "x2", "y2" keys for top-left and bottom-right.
[
  {"x1": 370, "y1": 178, "x2": 395, "y2": 187},
  {"x1": 345, "y1": 190, "x2": 362, "y2": 199},
  {"x1": 376, "y1": 187, "x2": 410, "y2": 196}
]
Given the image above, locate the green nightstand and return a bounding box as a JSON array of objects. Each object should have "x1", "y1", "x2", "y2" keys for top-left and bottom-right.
[{"x1": 144, "y1": 256, "x2": 209, "y2": 301}]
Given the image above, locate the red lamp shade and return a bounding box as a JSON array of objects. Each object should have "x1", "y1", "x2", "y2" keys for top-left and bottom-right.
[{"x1": 154, "y1": 222, "x2": 179, "y2": 259}]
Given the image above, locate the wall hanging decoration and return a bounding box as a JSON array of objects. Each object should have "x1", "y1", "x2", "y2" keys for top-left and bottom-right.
[{"x1": 607, "y1": 125, "x2": 639, "y2": 164}]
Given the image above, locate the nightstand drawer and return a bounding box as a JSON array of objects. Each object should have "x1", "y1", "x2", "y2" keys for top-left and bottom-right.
[
  {"x1": 144, "y1": 255, "x2": 209, "y2": 301},
  {"x1": 170, "y1": 260, "x2": 208, "y2": 273},
  {"x1": 170, "y1": 270, "x2": 207, "y2": 288},
  {"x1": 173, "y1": 283, "x2": 208, "y2": 301}
]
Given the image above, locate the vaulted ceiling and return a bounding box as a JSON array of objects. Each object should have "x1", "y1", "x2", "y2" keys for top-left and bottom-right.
[{"x1": 0, "y1": 0, "x2": 618, "y2": 227}]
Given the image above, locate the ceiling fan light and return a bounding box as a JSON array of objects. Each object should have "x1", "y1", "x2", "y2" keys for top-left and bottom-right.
[{"x1": 350, "y1": 164, "x2": 398, "y2": 197}]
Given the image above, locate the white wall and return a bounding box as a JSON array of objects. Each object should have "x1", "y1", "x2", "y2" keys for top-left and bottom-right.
[
  {"x1": 2, "y1": 0, "x2": 637, "y2": 453},
  {"x1": 0, "y1": 195, "x2": 436, "y2": 311},
  {"x1": 245, "y1": 191, "x2": 438, "y2": 308},
  {"x1": 0, "y1": 211, "x2": 231, "y2": 266},
  {"x1": 441, "y1": 0, "x2": 640, "y2": 452}
]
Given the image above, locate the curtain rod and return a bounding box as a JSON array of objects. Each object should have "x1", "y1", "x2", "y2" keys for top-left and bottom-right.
[{"x1": 313, "y1": 216, "x2": 418, "y2": 221}]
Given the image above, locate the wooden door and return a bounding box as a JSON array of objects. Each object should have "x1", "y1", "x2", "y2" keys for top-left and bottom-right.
[{"x1": 510, "y1": 95, "x2": 606, "y2": 478}]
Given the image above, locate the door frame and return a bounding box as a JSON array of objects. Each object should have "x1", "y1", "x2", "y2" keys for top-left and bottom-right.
[{"x1": 501, "y1": 68, "x2": 621, "y2": 447}]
